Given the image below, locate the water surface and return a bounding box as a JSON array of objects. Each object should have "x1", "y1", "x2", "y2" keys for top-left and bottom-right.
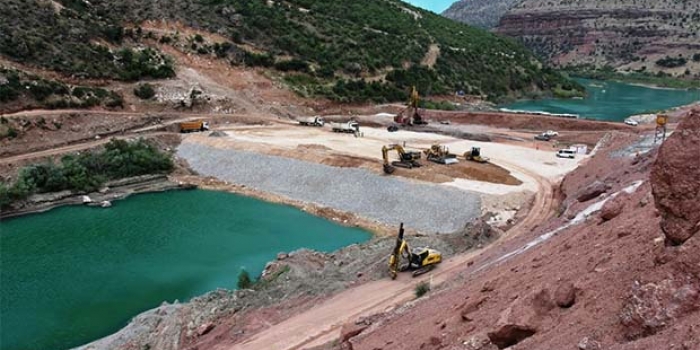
[
  {"x1": 502, "y1": 79, "x2": 700, "y2": 121},
  {"x1": 0, "y1": 190, "x2": 370, "y2": 350}
]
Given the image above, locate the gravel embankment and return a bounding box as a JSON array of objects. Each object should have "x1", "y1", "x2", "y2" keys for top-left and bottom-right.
[{"x1": 178, "y1": 142, "x2": 481, "y2": 233}]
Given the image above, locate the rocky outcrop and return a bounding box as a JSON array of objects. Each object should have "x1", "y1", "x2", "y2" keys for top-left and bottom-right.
[
  {"x1": 493, "y1": 0, "x2": 700, "y2": 76},
  {"x1": 576, "y1": 181, "x2": 609, "y2": 202},
  {"x1": 600, "y1": 193, "x2": 628, "y2": 221},
  {"x1": 650, "y1": 109, "x2": 700, "y2": 245},
  {"x1": 619, "y1": 277, "x2": 700, "y2": 340},
  {"x1": 441, "y1": 0, "x2": 520, "y2": 29}
]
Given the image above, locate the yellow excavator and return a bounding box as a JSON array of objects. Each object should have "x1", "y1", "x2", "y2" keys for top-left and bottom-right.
[
  {"x1": 464, "y1": 146, "x2": 489, "y2": 163},
  {"x1": 424, "y1": 144, "x2": 458, "y2": 165},
  {"x1": 393, "y1": 86, "x2": 427, "y2": 127},
  {"x1": 382, "y1": 144, "x2": 422, "y2": 174},
  {"x1": 389, "y1": 223, "x2": 442, "y2": 279}
]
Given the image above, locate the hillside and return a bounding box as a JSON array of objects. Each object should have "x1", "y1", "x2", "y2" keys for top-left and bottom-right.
[
  {"x1": 442, "y1": 0, "x2": 520, "y2": 29},
  {"x1": 495, "y1": 0, "x2": 700, "y2": 79},
  {"x1": 0, "y1": 0, "x2": 582, "y2": 103}
]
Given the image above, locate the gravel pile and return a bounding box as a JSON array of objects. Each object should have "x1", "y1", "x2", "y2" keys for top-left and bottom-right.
[{"x1": 178, "y1": 143, "x2": 481, "y2": 233}]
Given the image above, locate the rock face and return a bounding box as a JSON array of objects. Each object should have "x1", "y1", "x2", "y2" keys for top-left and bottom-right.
[
  {"x1": 493, "y1": 0, "x2": 700, "y2": 76},
  {"x1": 442, "y1": 0, "x2": 520, "y2": 29},
  {"x1": 576, "y1": 181, "x2": 609, "y2": 202},
  {"x1": 619, "y1": 278, "x2": 700, "y2": 340},
  {"x1": 650, "y1": 109, "x2": 700, "y2": 245}
]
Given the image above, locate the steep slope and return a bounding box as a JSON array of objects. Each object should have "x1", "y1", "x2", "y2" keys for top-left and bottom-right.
[
  {"x1": 342, "y1": 110, "x2": 700, "y2": 349},
  {"x1": 442, "y1": 0, "x2": 520, "y2": 29},
  {"x1": 496, "y1": 0, "x2": 700, "y2": 78},
  {"x1": 0, "y1": 0, "x2": 581, "y2": 102}
]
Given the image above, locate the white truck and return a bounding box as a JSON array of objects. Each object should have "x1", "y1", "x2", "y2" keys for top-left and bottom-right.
[
  {"x1": 298, "y1": 116, "x2": 325, "y2": 127},
  {"x1": 331, "y1": 121, "x2": 360, "y2": 133}
]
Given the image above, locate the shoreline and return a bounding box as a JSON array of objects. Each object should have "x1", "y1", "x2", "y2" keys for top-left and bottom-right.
[{"x1": 0, "y1": 174, "x2": 194, "y2": 221}]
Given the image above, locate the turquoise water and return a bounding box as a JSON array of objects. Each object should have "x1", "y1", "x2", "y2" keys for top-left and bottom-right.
[
  {"x1": 0, "y1": 190, "x2": 370, "y2": 350},
  {"x1": 502, "y1": 79, "x2": 700, "y2": 121}
]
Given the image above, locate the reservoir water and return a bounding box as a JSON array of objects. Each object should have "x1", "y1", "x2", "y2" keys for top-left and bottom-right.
[
  {"x1": 502, "y1": 78, "x2": 700, "y2": 121},
  {"x1": 0, "y1": 190, "x2": 370, "y2": 350}
]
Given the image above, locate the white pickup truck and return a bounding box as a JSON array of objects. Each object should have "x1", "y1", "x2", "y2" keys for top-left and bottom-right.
[
  {"x1": 331, "y1": 121, "x2": 360, "y2": 133},
  {"x1": 298, "y1": 116, "x2": 325, "y2": 127}
]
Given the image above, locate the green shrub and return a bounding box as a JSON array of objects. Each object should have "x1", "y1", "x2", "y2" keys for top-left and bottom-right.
[
  {"x1": 2, "y1": 138, "x2": 174, "y2": 205},
  {"x1": 237, "y1": 269, "x2": 253, "y2": 289},
  {"x1": 134, "y1": 84, "x2": 156, "y2": 100},
  {"x1": 414, "y1": 281, "x2": 430, "y2": 298},
  {"x1": 693, "y1": 53, "x2": 700, "y2": 62},
  {"x1": 656, "y1": 56, "x2": 687, "y2": 68}
]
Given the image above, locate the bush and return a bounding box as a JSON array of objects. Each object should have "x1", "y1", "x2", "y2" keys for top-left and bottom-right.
[
  {"x1": 656, "y1": 56, "x2": 687, "y2": 68},
  {"x1": 134, "y1": 84, "x2": 156, "y2": 99},
  {"x1": 693, "y1": 53, "x2": 700, "y2": 62},
  {"x1": 414, "y1": 281, "x2": 430, "y2": 298},
  {"x1": 2, "y1": 138, "x2": 174, "y2": 205},
  {"x1": 237, "y1": 269, "x2": 253, "y2": 289}
]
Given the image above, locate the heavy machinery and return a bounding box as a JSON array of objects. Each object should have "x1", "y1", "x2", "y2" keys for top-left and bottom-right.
[
  {"x1": 424, "y1": 144, "x2": 458, "y2": 165},
  {"x1": 298, "y1": 116, "x2": 325, "y2": 127},
  {"x1": 382, "y1": 144, "x2": 422, "y2": 174},
  {"x1": 388, "y1": 223, "x2": 442, "y2": 279},
  {"x1": 331, "y1": 121, "x2": 360, "y2": 133},
  {"x1": 393, "y1": 86, "x2": 427, "y2": 126},
  {"x1": 464, "y1": 146, "x2": 489, "y2": 163},
  {"x1": 179, "y1": 120, "x2": 209, "y2": 133}
]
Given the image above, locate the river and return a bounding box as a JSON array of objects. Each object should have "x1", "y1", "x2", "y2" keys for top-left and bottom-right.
[
  {"x1": 502, "y1": 78, "x2": 700, "y2": 121},
  {"x1": 0, "y1": 190, "x2": 370, "y2": 350}
]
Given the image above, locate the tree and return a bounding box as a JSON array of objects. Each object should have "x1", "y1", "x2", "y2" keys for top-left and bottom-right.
[
  {"x1": 134, "y1": 84, "x2": 156, "y2": 99},
  {"x1": 237, "y1": 269, "x2": 253, "y2": 289}
]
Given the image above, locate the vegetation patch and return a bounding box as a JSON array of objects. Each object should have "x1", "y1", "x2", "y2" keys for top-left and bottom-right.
[
  {"x1": 0, "y1": 139, "x2": 173, "y2": 209},
  {"x1": 0, "y1": 68, "x2": 124, "y2": 112},
  {"x1": 0, "y1": 0, "x2": 581, "y2": 102}
]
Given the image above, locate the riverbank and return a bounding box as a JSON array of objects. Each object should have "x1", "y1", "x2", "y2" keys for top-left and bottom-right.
[{"x1": 0, "y1": 174, "x2": 193, "y2": 220}]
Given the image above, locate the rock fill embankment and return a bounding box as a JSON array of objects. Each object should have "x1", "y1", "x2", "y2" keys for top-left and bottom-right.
[{"x1": 177, "y1": 142, "x2": 481, "y2": 233}]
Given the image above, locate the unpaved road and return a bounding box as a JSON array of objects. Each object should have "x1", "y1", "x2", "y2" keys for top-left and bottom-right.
[{"x1": 223, "y1": 166, "x2": 556, "y2": 350}]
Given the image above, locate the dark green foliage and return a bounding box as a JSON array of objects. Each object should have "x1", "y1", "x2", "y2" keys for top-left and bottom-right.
[
  {"x1": 1, "y1": 139, "x2": 174, "y2": 207},
  {"x1": 693, "y1": 53, "x2": 700, "y2": 62},
  {"x1": 0, "y1": 0, "x2": 578, "y2": 100},
  {"x1": 134, "y1": 83, "x2": 156, "y2": 100},
  {"x1": 0, "y1": 182, "x2": 10, "y2": 208},
  {"x1": 656, "y1": 56, "x2": 687, "y2": 68},
  {"x1": 567, "y1": 65, "x2": 700, "y2": 89},
  {"x1": 274, "y1": 59, "x2": 310, "y2": 73},
  {"x1": 0, "y1": 68, "x2": 124, "y2": 111},
  {"x1": 414, "y1": 281, "x2": 430, "y2": 298},
  {"x1": 243, "y1": 51, "x2": 275, "y2": 67},
  {"x1": 237, "y1": 269, "x2": 253, "y2": 289}
]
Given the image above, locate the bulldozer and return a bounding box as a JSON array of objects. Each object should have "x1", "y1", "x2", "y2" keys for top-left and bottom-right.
[
  {"x1": 382, "y1": 144, "x2": 422, "y2": 174},
  {"x1": 424, "y1": 144, "x2": 458, "y2": 165},
  {"x1": 464, "y1": 146, "x2": 489, "y2": 163},
  {"x1": 393, "y1": 86, "x2": 427, "y2": 127},
  {"x1": 388, "y1": 223, "x2": 442, "y2": 279}
]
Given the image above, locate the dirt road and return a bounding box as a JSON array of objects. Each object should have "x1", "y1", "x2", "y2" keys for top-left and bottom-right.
[{"x1": 223, "y1": 166, "x2": 556, "y2": 350}]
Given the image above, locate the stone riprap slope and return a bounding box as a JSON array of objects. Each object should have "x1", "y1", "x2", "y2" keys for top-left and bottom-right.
[{"x1": 177, "y1": 142, "x2": 481, "y2": 234}]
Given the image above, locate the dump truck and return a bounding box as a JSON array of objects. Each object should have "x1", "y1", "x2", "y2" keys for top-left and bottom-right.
[
  {"x1": 179, "y1": 121, "x2": 209, "y2": 133},
  {"x1": 298, "y1": 116, "x2": 325, "y2": 127},
  {"x1": 331, "y1": 121, "x2": 360, "y2": 133}
]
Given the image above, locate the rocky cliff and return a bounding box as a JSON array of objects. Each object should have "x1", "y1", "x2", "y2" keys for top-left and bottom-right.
[
  {"x1": 495, "y1": 0, "x2": 700, "y2": 77},
  {"x1": 442, "y1": 0, "x2": 520, "y2": 29}
]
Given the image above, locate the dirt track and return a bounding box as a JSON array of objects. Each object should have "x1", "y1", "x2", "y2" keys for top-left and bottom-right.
[{"x1": 222, "y1": 165, "x2": 556, "y2": 350}]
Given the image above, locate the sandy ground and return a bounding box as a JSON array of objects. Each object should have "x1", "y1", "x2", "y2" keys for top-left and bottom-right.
[{"x1": 188, "y1": 122, "x2": 584, "y2": 196}]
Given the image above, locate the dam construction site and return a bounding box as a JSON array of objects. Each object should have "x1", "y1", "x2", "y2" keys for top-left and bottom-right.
[{"x1": 1, "y1": 2, "x2": 699, "y2": 350}]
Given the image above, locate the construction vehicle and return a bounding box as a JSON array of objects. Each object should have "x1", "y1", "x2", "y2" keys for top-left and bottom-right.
[
  {"x1": 179, "y1": 121, "x2": 209, "y2": 133},
  {"x1": 424, "y1": 144, "x2": 458, "y2": 165},
  {"x1": 393, "y1": 86, "x2": 427, "y2": 126},
  {"x1": 298, "y1": 116, "x2": 325, "y2": 127},
  {"x1": 388, "y1": 223, "x2": 442, "y2": 279},
  {"x1": 464, "y1": 147, "x2": 489, "y2": 163},
  {"x1": 382, "y1": 144, "x2": 422, "y2": 174},
  {"x1": 331, "y1": 121, "x2": 360, "y2": 133}
]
